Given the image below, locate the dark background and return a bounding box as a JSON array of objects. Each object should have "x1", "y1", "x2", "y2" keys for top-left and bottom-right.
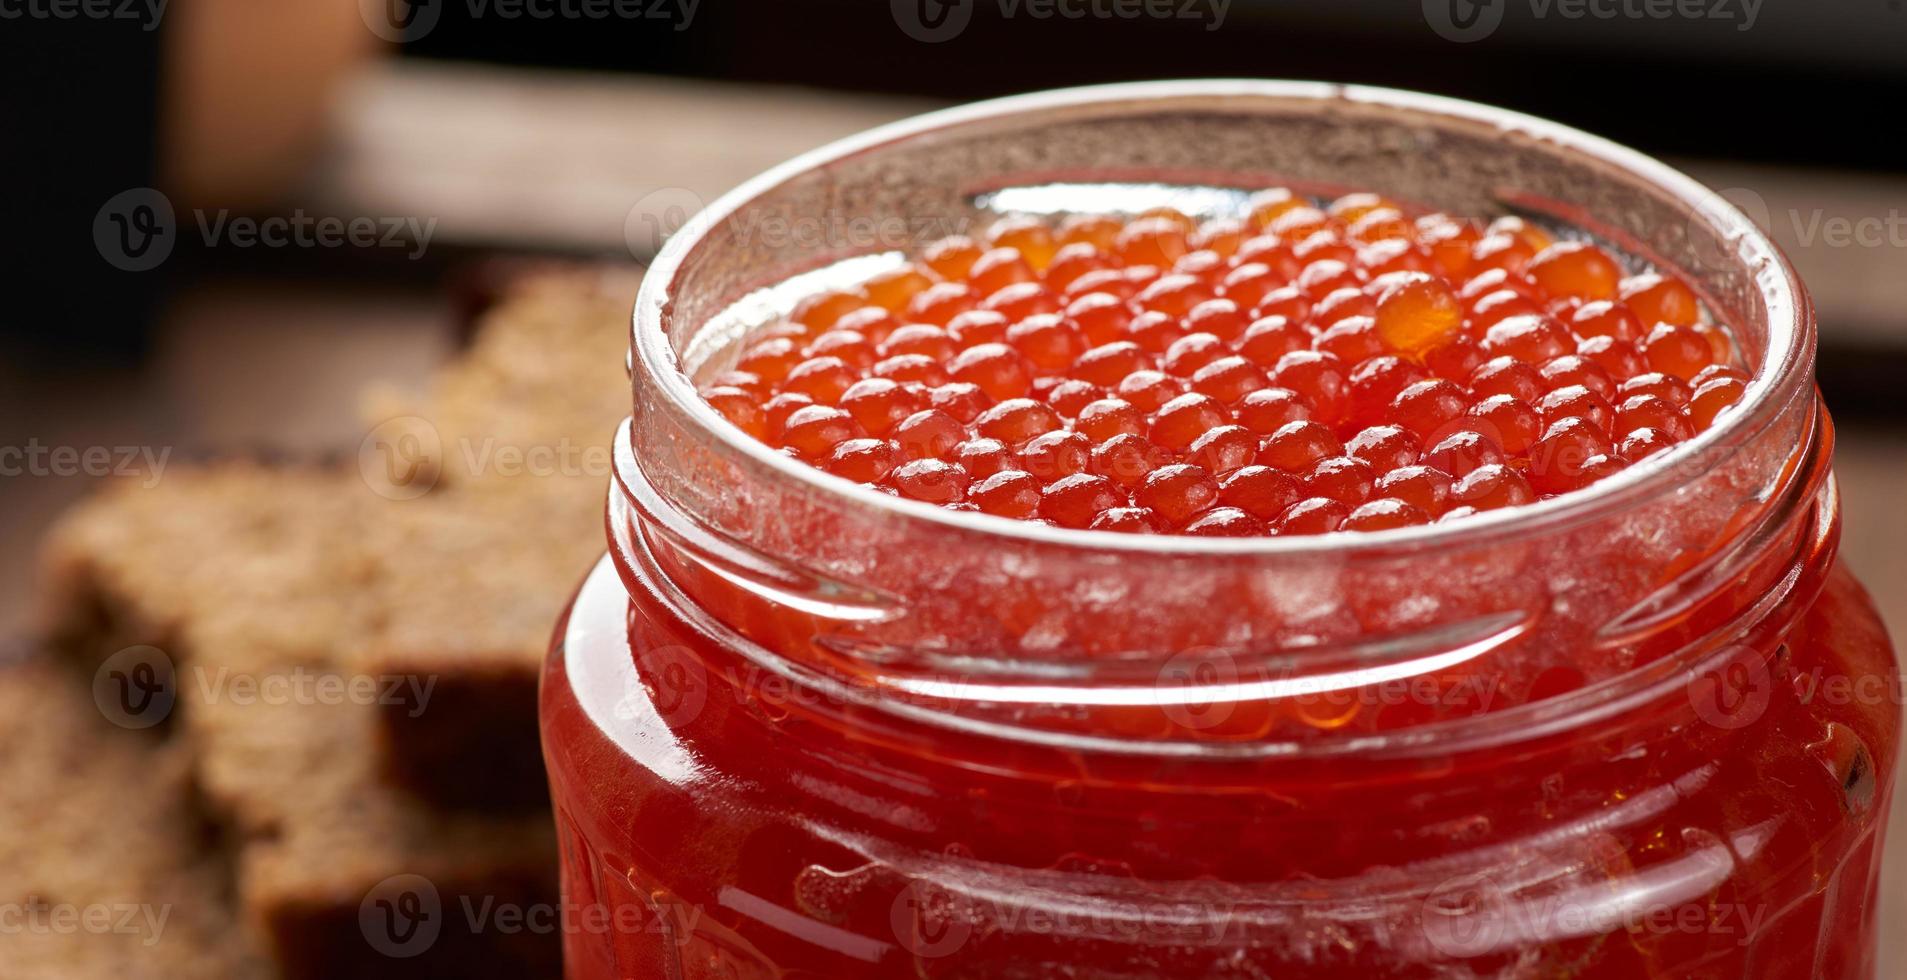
[{"x1": 7, "y1": 0, "x2": 1906, "y2": 398}]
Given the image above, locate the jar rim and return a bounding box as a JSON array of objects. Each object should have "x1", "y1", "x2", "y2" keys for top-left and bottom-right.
[{"x1": 632, "y1": 79, "x2": 1811, "y2": 556}]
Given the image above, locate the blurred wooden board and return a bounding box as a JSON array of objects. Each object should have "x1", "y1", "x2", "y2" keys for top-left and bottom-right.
[
  {"x1": 325, "y1": 62, "x2": 939, "y2": 253},
  {"x1": 318, "y1": 62, "x2": 1907, "y2": 351}
]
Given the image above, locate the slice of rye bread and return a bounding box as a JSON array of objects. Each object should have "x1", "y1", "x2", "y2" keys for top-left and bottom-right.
[
  {"x1": 36, "y1": 460, "x2": 589, "y2": 814},
  {"x1": 358, "y1": 263, "x2": 638, "y2": 503},
  {"x1": 185, "y1": 620, "x2": 559, "y2": 980},
  {"x1": 0, "y1": 652, "x2": 270, "y2": 980},
  {"x1": 352, "y1": 486, "x2": 604, "y2": 810},
  {"x1": 419, "y1": 264, "x2": 638, "y2": 474},
  {"x1": 349, "y1": 265, "x2": 635, "y2": 809},
  {"x1": 37, "y1": 467, "x2": 564, "y2": 979},
  {"x1": 38, "y1": 462, "x2": 381, "y2": 687}
]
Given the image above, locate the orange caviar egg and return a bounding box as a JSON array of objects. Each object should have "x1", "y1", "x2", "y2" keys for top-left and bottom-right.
[
  {"x1": 1114, "y1": 217, "x2": 1191, "y2": 268},
  {"x1": 1043, "y1": 243, "x2": 1111, "y2": 292},
  {"x1": 1327, "y1": 192, "x2": 1400, "y2": 224},
  {"x1": 1373, "y1": 273, "x2": 1462, "y2": 358},
  {"x1": 1471, "y1": 233, "x2": 1537, "y2": 275},
  {"x1": 1570, "y1": 300, "x2": 1643, "y2": 342},
  {"x1": 1417, "y1": 215, "x2": 1482, "y2": 279},
  {"x1": 1191, "y1": 218, "x2": 1249, "y2": 258},
  {"x1": 1269, "y1": 206, "x2": 1332, "y2": 242},
  {"x1": 790, "y1": 290, "x2": 867, "y2": 333},
  {"x1": 907, "y1": 281, "x2": 976, "y2": 326},
  {"x1": 987, "y1": 215, "x2": 1058, "y2": 271},
  {"x1": 968, "y1": 247, "x2": 1038, "y2": 295},
  {"x1": 922, "y1": 235, "x2": 984, "y2": 280},
  {"x1": 1342, "y1": 497, "x2": 1430, "y2": 531},
  {"x1": 1059, "y1": 213, "x2": 1123, "y2": 251},
  {"x1": 1137, "y1": 206, "x2": 1198, "y2": 233},
  {"x1": 1620, "y1": 273, "x2": 1701, "y2": 328},
  {"x1": 1346, "y1": 208, "x2": 1415, "y2": 244},
  {"x1": 1527, "y1": 241, "x2": 1622, "y2": 301},
  {"x1": 1688, "y1": 376, "x2": 1748, "y2": 430},
  {"x1": 860, "y1": 264, "x2": 937, "y2": 313},
  {"x1": 1641, "y1": 324, "x2": 1714, "y2": 381},
  {"x1": 704, "y1": 386, "x2": 767, "y2": 440},
  {"x1": 1246, "y1": 188, "x2": 1305, "y2": 229},
  {"x1": 1488, "y1": 216, "x2": 1555, "y2": 252}
]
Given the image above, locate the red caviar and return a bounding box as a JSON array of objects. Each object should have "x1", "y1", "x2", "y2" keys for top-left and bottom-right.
[{"x1": 704, "y1": 191, "x2": 1741, "y2": 536}]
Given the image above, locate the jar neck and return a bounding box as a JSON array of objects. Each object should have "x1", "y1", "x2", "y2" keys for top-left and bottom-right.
[{"x1": 605, "y1": 395, "x2": 1840, "y2": 765}]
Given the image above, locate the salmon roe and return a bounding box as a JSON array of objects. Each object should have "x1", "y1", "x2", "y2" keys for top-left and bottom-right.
[{"x1": 701, "y1": 191, "x2": 1745, "y2": 536}]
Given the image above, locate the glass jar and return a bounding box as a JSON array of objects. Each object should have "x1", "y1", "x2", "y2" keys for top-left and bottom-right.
[{"x1": 541, "y1": 82, "x2": 1899, "y2": 978}]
